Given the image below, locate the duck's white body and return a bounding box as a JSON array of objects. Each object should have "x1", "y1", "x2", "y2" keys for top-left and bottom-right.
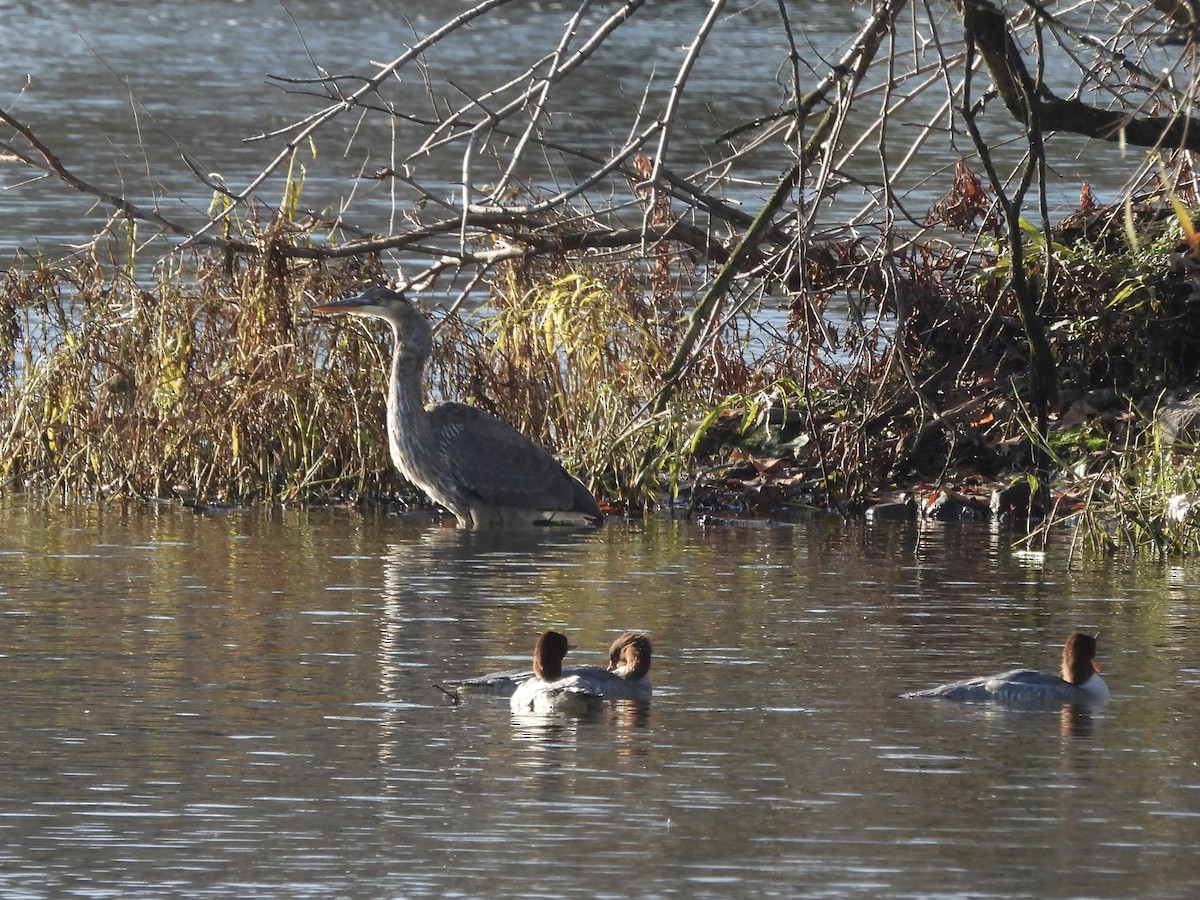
[
  {"x1": 904, "y1": 667, "x2": 1109, "y2": 705},
  {"x1": 504, "y1": 631, "x2": 600, "y2": 715},
  {"x1": 456, "y1": 664, "x2": 653, "y2": 700},
  {"x1": 510, "y1": 673, "x2": 604, "y2": 714}
]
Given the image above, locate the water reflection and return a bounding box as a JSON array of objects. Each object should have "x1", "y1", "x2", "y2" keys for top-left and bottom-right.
[{"x1": 1, "y1": 502, "x2": 1199, "y2": 897}]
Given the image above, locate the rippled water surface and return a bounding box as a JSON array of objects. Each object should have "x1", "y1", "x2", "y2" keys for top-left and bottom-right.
[
  {"x1": 1, "y1": 500, "x2": 1198, "y2": 898},
  {"x1": 1, "y1": 0, "x2": 1149, "y2": 254}
]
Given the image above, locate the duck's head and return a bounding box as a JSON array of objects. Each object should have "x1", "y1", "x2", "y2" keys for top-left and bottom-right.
[
  {"x1": 532, "y1": 631, "x2": 576, "y2": 681},
  {"x1": 607, "y1": 632, "x2": 652, "y2": 679}
]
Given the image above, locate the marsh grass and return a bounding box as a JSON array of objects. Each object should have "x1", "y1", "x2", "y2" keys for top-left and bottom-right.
[
  {"x1": 14, "y1": 188, "x2": 1200, "y2": 532},
  {"x1": 0, "y1": 227, "x2": 398, "y2": 503},
  {"x1": 1017, "y1": 413, "x2": 1200, "y2": 558},
  {"x1": 0, "y1": 217, "x2": 780, "y2": 510},
  {"x1": 429, "y1": 253, "x2": 783, "y2": 511}
]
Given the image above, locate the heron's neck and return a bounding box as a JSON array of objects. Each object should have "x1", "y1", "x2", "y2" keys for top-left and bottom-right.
[{"x1": 386, "y1": 325, "x2": 435, "y2": 475}]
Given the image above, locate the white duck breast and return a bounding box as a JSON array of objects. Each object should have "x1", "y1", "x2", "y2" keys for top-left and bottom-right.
[{"x1": 510, "y1": 673, "x2": 605, "y2": 715}]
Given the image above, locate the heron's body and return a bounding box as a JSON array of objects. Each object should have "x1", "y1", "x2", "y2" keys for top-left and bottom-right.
[{"x1": 313, "y1": 287, "x2": 602, "y2": 528}]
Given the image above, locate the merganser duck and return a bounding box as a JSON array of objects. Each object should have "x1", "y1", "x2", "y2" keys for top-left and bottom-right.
[
  {"x1": 556, "y1": 631, "x2": 652, "y2": 701},
  {"x1": 452, "y1": 631, "x2": 653, "y2": 702},
  {"x1": 903, "y1": 632, "x2": 1110, "y2": 706},
  {"x1": 510, "y1": 631, "x2": 604, "y2": 715}
]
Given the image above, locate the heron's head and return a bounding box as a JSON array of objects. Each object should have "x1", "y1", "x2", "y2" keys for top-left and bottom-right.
[
  {"x1": 312, "y1": 286, "x2": 415, "y2": 321},
  {"x1": 312, "y1": 286, "x2": 432, "y2": 343}
]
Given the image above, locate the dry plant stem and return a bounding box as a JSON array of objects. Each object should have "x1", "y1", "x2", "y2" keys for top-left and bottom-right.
[
  {"x1": 185, "y1": 0, "x2": 519, "y2": 246},
  {"x1": 874, "y1": 25, "x2": 934, "y2": 453},
  {"x1": 961, "y1": 4, "x2": 1056, "y2": 455},
  {"x1": 408, "y1": 0, "x2": 645, "y2": 164},
  {"x1": 0, "y1": 110, "x2": 232, "y2": 248},
  {"x1": 487, "y1": 1, "x2": 595, "y2": 203},
  {"x1": 6, "y1": 0, "x2": 1199, "y2": 282},
  {"x1": 650, "y1": 0, "x2": 907, "y2": 416},
  {"x1": 645, "y1": 0, "x2": 726, "y2": 192}
]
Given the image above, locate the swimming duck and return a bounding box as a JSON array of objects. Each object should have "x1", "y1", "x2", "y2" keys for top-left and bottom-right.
[
  {"x1": 553, "y1": 631, "x2": 652, "y2": 701},
  {"x1": 452, "y1": 631, "x2": 653, "y2": 702},
  {"x1": 509, "y1": 631, "x2": 604, "y2": 715},
  {"x1": 903, "y1": 632, "x2": 1110, "y2": 706}
]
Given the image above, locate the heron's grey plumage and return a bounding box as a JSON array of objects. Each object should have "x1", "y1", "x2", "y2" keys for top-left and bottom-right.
[{"x1": 313, "y1": 286, "x2": 603, "y2": 528}]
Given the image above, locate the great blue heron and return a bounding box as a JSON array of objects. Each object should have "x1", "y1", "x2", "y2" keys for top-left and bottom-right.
[{"x1": 312, "y1": 286, "x2": 603, "y2": 528}]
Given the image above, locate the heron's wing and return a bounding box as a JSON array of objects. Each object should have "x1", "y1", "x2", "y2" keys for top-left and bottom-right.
[{"x1": 428, "y1": 403, "x2": 598, "y2": 514}]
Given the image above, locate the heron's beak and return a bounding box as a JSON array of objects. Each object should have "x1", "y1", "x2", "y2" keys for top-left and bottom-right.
[{"x1": 311, "y1": 295, "x2": 368, "y2": 314}]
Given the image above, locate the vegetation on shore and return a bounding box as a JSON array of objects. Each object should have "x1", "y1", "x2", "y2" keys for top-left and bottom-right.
[
  {"x1": 5, "y1": 177, "x2": 1200, "y2": 559},
  {"x1": 6, "y1": 1, "x2": 1200, "y2": 556}
]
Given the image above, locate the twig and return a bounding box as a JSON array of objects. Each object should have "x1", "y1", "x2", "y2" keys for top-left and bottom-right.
[{"x1": 0, "y1": 109, "x2": 245, "y2": 249}]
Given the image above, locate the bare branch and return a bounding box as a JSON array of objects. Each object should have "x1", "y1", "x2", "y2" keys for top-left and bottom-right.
[
  {"x1": 183, "y1": 0, "x2": 521, "y2": 246},
  {"x1": 956, "y1": 0, "x2": 1200, "y2": 151},
  {"x1": 0, "y1": 108, "x2": 246, "y2": 250}
]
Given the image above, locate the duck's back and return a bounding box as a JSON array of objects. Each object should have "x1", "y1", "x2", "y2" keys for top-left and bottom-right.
[
  {"x1": 569, "y1": 666, "x2": 652, "y2": 701},
  {"x1": 455, "y1": 664, "x2": 652, "y2": 701},
  {"x1": 510, "y1": 674, "x2": 603, "y2": 714},
  {"x1": 905, "y1": 668, "x2": 1107, "y2": 706},
  {"x1": 449, "y1": 668, "x2": 531, "y2": 697}
]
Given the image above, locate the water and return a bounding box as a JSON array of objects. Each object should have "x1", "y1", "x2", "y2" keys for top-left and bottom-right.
[
  {"x1": 0, "y1": 0, "x2": 1155, "y2": 258},
  {"x1": 2, "y1": 499, "x2": 1198, "y2": 898},
  {"x1": 3, "y1": 6, "x2": 1199, "y2": 892}
]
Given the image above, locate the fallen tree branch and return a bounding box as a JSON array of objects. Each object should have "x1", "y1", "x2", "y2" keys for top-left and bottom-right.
[
  {"x1": 0, "y1": 109, "x2": 244, "y2": 250},
  {"x1": 955, "y1": 0, "x2": 1200, "y2": 152}
]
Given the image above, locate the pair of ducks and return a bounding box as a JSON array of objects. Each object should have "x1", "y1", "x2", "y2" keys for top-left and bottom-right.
[
  {"x1": 455, "y1": 631, "x2": 654, "y2": 715},
  {"x1": 457, "y1": 630, "x2": 1109, "y2": 715}
]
